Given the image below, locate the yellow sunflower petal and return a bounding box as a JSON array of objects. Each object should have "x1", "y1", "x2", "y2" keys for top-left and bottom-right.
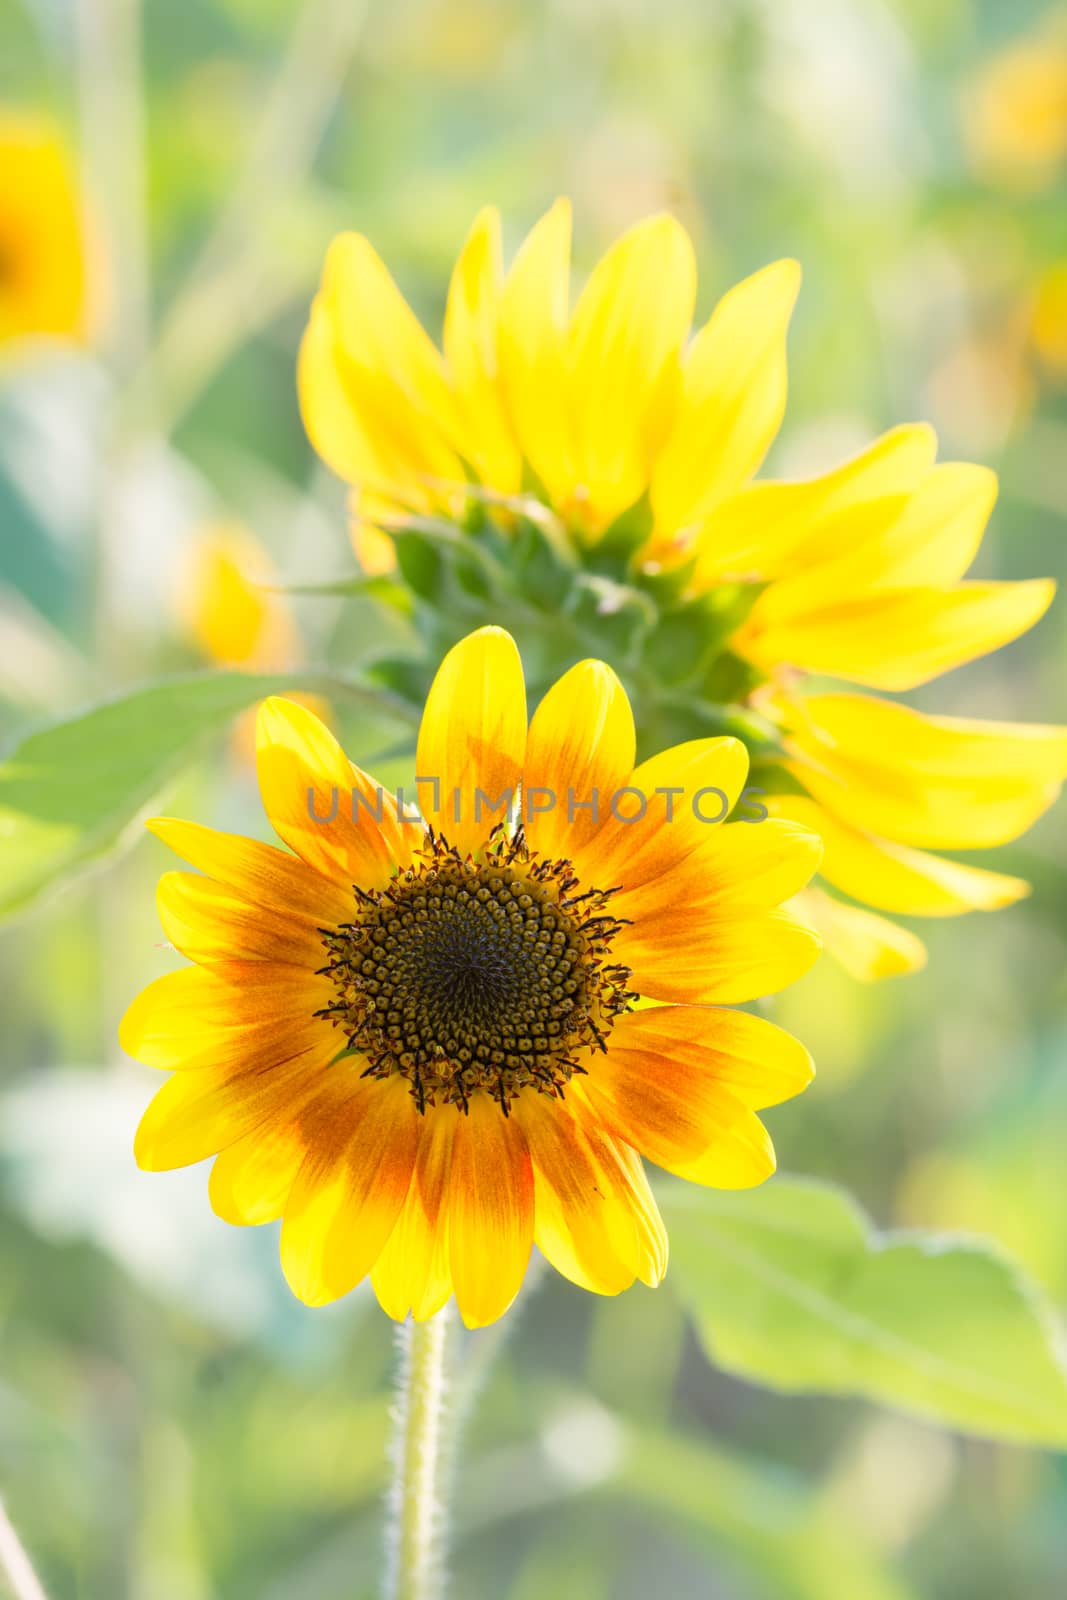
[
  {"x1": 604, "y1": 1134, "x2": 668, "y2": 1286},
  {"x1": 669, "y1": 1108, "x2": 778, "y2": 1189},
  {"x1": 574, "y1": 735, "x2": 750, "y2": 890},
  {"x1": 606, "y1": 1003, "x2": 814, "y2": 1114},
  {"x1": 280, "y1": 1074, "x2": 419, "y2": 1307},
  {"x1": 156, "y1": 871, "x2": 327, "y2": 966},
  {"x1": 119, "y1": 965, "x2": 333, "y2": 1072},
  {"x1": 522, "y1": 659, "x2": 635, "y2": 856},
  {"x1": 650, "y1": 258, "x2": 800, "y2": 538},
  {"x1": 768, "y1": 795, "x2": 1030, "y2": 916},
  {"x1": 741, "y1": 578, "x2": 1055, "y2": 690},
  {"x1": 208, "y1": 1076, "x2": 351, "y2": 1226},
  {"x1": 785, "y1": 692, "x2": 1067, "y2": 849},
  {"x1": 688, "y1": 423, "x2": 937, "y2": 584},
  {"x1": 498, "y1": 197, "x2": 574, "y2": 503},
  {"x1": 582, "y1": 1035, "x2": 775, "y2": 1179},
  {"x1": 447, "y1": 1097, "x2": 534, "y2": 1328},
  {"x1": 350, "y1": 506, "x2": 398, "y2": 575},
  {"x1": 618, "y1": 816, "x2": 822, "y2": 923},
  {"x1": 371, "y1": 1112, "x2": 455, "y2": 1323},
  {"x1": 618, "y1": 905, "x2": 821, "y2": 1004},
  {"x1": 792, "y1": 887, "x2": 927, "y2": 981},
  {"x1": 321, "y1": 232, "x2": 463, "y2": 481},
  {"x1": 134, "y1": 1046, "x2": 330, "y2": 1171},
  {"x1": 516, "y1": 1096, "x2": 644, "y2": 1295},
  {"x1": 298, "y1": 299, "x2": 395, "y2": 494},
  {"x1": 256, "y1": 696, "x2": 407, "y2": 886},
  {"x1": 566, "y1": 214, "x2": 697, "y2": 529},
  {"x1": 415, "y1": 626, "x2": 527, "y2": 856},
  {"x1": 443, "y1": 205, "x2": 522, "y2": 491},
  {"x1": 146, "y1": 817, "x2": 354, "y2": 926}
]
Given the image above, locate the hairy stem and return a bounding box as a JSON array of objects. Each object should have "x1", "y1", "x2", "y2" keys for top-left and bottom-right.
[{"x1": 385, "y1": 1309, "x2": 454, "y2": 1600}]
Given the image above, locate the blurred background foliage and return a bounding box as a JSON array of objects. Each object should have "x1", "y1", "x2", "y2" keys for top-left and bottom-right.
[{"x1": 2, "y1": 0, "x2": 1067, "y2": 1595}]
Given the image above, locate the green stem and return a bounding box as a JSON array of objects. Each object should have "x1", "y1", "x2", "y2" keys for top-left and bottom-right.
[
  {"x1": 0, "y1": 1496, "x2": 49, "y2": 1600},
  {"x1": 386, "y1": 1308, "x2": 454, "y2": 1600}
]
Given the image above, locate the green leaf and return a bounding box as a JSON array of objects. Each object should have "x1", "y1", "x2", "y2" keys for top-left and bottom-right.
[
  {"x1": 660, "y1": 1176, "x2": 1067, "y2": 1445},
  {"x1": 0, "y1": 669, "x2": 407, "y2": 922}
]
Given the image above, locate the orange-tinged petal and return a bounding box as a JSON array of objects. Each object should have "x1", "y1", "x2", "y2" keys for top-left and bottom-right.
[
  {"x1": 573, "y1": 735, "x2": 749, "y2": 891},
  {"x1": 256, "y1": 696, "x2": 408, "y2": 886},
  {"x1": 208, "y1": 1075, "x2": 351, "y2": 1225},
  {"x1": 134, "y1": 1045, "x2": 330, "y2": 1171},
  {"x1": 516, "y1": 1096, "x2": 649, "y2": 1295},
  {"x1": 606, "y1": 1134, "x2": 668, "y2": 1286},
  {"x1": 280, "y1": 1074, "x2": 419, "y2": 1306},
  {"x1": 498, "y1": 198, "x2": 574, "y2": 503},
  {"x1": 522, "y1": 660, "x2": 635, "y2": 856},
  {"x1": 792, "y1": 887, "x2": 927, "y2": 981},
  {"x1": 618, "y1": 905, "x2": 821, "y2": 1004},
  {"x1": 739, "y1": 578, "x2": 1055, "y2": 690},
  {"x1": 415, "y1": 626, "x2": 527, "y2": 855},
  {"x1": 768, "y1": 795, "x2": 1030, "y2": 916},
  {"x1": 606, "y1": 1004, "x2": 814, "y2": 1115},
  {"x1": 146, "y1": 817, "x2": 354, "y2": 927},
  {"x1": 447, "y1": 1097, "x2": 534, "y2": 1328},
  {"x1": 518, "y1": 1099, "x2": 636, "y2": 1294},
  {"x1": 566, "y1": 214, "x2": 696, "y2": 529},
  {"x1": 443, "y1": 205, "x2": 522, "y2": 491},
  {"x1": 617, "y1": 816, "x2": 822, "y2": 922},
  {"x1": 156, "y1": 871, "x2": 328, "y2": 966},
  {"x1": 371, "y1": 1112, "x2": 456, "y2": 1322},
  {"x1": 119, "y1": 964, "x2": 333, "y2": 1071},
  {"x1": 650, "y1": 259, "x2": 800, "y2": 537}
]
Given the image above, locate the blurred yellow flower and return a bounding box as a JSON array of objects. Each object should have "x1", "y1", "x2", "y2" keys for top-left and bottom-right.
[
  {"x1": 178, "y1": 522, "x2": 296, "y2": 670},
  {"x1": 962, "y1": 32, "x2": 1067, "y2": 188},
  {"x1": 120, "y1": 628, "x2": 820, "y2": 1326},
  {"x1": 0, "y1": 111, "x2": 85, "y2": 343},
  {"x1": 299, "y1": 200, "x2": 797, "y2": 556},
  {"x1": 1031, "y1": 261, "x2": 1067, "y2": 376},
  {"x1": 685, "y1": 425, "x2": 1067, "y2": 978}
]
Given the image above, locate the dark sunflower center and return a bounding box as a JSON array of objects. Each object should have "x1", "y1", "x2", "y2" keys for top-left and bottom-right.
[{"x1": 318, "y1": 830, "x2": 633, "y2": 1114}]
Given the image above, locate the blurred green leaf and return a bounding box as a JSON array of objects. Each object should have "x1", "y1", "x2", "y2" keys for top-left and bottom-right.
[
  {"x1": 616, "y1": 1426, "x2": 915, "y2": 1600},
  {"x1": 0, "y1": 669, "x2": 409, "y2": 921},
  {"x1": 661, "y1": 1176, "x2": 1067, "y2": 1446},
  {"x1": 272, "y1": 574, "x2": 415, "y2": 614}
]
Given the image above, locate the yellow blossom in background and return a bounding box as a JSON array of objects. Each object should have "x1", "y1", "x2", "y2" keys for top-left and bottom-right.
[
  {"x1": 0, "y1": 111, "x2": 85, "y2": 344},
  {"x1": 120, "y1": 628, "x2": 820, "y2": 1326},
  {"x1": 962, "y1": 27, "x2": 1067, "y2": 189},
  {"x1": 178, "y1": 521, "x2": 297, "y2": 670},
  {"x1": 1031, "y1": 262, "x2": 1067, "y2": 378},
  {"x1": 177, "y1": 521, "x2": 330, "y2": 757}
]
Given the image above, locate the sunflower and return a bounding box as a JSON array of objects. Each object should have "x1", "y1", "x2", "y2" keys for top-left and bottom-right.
[
  {"x1": 300, "y1": 206, "x2": 1065, "y2": 981},
  {"x1": 120, "y1": 627, "x2": 820, "y2": 1326},
  {"x1": 299, "y1": 199, "x2": 797, "y2": 562},
  {"x1": 0, "y1": 111, "x2": 84, "y2": 344},
  {"x1": 680, "y1": 423, "x2": 1067, "y2": 978}
]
